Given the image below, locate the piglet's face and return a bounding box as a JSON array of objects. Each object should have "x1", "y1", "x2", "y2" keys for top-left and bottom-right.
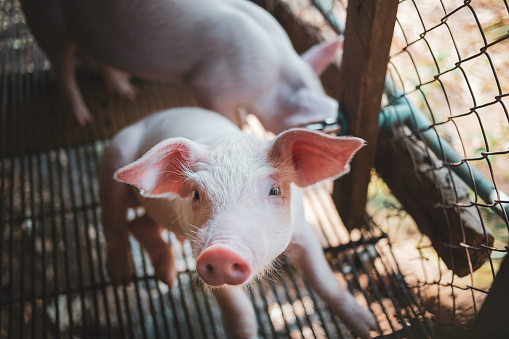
[
  {"x1": 115, "y1": 129, "x2": 365, "y2": 288},
  {"x1": 187, "y1": 170, "x2": 294, "y2": 286},
  {"x1": 180, "y1": 134, "x2": 294, "y2": 287}
]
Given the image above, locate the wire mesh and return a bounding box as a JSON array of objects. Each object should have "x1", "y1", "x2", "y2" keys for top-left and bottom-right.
[
  {"x1": 285, "y1": 0, "x2": 509, "y2": 336},
  {"x1": 385, "y1": 1, "x2": 508, "y2": 334}
]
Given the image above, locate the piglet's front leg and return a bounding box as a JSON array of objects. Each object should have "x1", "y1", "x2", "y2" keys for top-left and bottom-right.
[
  {"x1": 212, "y1": 286, "x2": 258, "y2": 339},
  {"x1": 285, "y1": 222, "x2": 378, "y2": 339}
]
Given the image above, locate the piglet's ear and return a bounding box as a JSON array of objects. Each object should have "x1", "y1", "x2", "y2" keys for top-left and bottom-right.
[
  {"x1": 269, "y1": 129, "x2": 365, "y2": 187},
  {"x1": 301, "y1": 38, "x2": 343, "y2": 75},
  {"x1": 114, "y1": 138, "x2": 207, "y2": 197}
]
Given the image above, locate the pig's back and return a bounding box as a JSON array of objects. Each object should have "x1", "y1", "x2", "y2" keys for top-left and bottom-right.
[
  {"x1": 62, "y1": 0, "x2": 277, "y2": 81},
  {"x1": 222, "y1": 0, "x2": 292, "y2": 48},
  {"x1": 110, "y1": 107, "x2": 241, "y2": 166}
]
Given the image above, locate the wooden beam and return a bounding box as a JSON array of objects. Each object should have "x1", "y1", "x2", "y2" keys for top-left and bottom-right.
[{"x1": 332, "y1": 0, "x2": 399, "y2": 229}]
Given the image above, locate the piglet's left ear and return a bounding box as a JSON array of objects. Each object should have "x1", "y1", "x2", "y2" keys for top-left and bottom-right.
[
  {"x1": 269, "y1": 129, "x2": 365, "y2": 187},
  {"x1": 114, "y1": 138, "x2": 207, "y2": 197}
]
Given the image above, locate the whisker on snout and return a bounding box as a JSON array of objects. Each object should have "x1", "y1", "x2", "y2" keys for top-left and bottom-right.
[
  {"x1": 243, "y1": 256, "x2": 284, "y2": 291},
  {"x1": 171, "y1": 210, "x2": 187, "y2": 225},
  {"x1": 191, "y1": 270, "x2": 203, "y2": 286}
]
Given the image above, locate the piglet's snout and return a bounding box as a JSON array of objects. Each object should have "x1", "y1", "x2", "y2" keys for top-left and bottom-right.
[{"x1": 196, "y1": 245, "x2": 252, "y2": 287}]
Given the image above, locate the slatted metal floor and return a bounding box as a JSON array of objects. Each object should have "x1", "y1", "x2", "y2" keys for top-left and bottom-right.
[{"x1": 0, "y1": 3, "x2": 434, "y2": 338}]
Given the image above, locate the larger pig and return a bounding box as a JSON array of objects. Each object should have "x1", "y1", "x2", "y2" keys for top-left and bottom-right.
[
  {"x1": 100, "y1": 107, "x2": 376, "y2": 338},
  {"x1": 20, "y1": 0, "x2": 341, "y2": 132}
]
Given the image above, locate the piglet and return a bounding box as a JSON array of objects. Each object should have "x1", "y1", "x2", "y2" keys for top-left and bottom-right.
[
  {"x1": 100, "y1": 107, "x2": 377, "y2": 338},
  {"x1": 20, "y1": 0, "x2": 340, "y2": 132}
]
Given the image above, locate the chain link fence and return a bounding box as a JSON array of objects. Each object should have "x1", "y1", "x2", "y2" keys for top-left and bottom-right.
[{"x1": 285, "y1": 0, "x2": 508, "y2": 335}]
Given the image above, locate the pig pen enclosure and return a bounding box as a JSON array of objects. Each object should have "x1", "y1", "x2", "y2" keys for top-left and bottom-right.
[{"x1": 1, "y1": 0, "x2": 508, "y2": 338}]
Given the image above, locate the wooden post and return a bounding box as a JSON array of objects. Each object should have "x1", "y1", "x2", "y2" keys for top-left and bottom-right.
[{"x1": 332, "y1": 0, "x2": 399, "y2": 229}]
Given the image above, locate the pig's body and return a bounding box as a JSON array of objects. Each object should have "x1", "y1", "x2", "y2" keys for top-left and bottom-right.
[
  {"x1": 20, "y1": 0, "x2": 340, "y2": 131},
  {"x1": 100, "y1": 107, "x2": 376, "y2": 338}
]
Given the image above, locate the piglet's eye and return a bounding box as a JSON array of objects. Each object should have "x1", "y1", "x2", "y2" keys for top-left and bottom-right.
[
  {"x1": 192, "y1": 189, "x2": 200, "y2": 200},
  {"x1": 269, "y1": 187, "x2": 281, "y2": 196}
]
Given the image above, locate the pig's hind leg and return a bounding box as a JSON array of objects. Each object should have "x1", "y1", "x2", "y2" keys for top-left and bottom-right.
[
  {"x1": 51, "y1": 43, "x2": 93, "y2": 125},
  {"x1": 127, "y1": 215, "x2": 177, "y2": 287},
  {"x1": 19, "y1": 0, "x2": 91, "y2": 124},
  {"x1": 285, "y1": 222, "x2": 378, "y2": 339}
]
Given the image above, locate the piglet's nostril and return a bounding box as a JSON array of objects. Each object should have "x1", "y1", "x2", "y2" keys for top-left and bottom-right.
[{"x1": 206, "y1": 264, "x2": 214, "y2": 273}]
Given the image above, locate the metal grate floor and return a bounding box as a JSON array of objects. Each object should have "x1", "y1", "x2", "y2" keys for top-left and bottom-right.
[{"x1": 1, "y1": 4, "x2": 434, "y2": 339}]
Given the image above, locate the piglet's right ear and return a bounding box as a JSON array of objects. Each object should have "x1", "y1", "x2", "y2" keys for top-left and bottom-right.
[
  {"x1": 301, "y1": 37, "x2": 343, "y2": 75},
  {"x1": 114, "y1": 138, "x2": 207, "y2": 197},
  {"x1": 269, "y1": 129, "x2": 365, "y2": 187}
]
